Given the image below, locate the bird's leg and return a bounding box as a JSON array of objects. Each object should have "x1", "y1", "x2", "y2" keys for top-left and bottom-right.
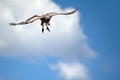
[
  {"x1": 41, "y1": 24, "x2": 44, "y2": 33},
  {"x1": 42, "y1": 27, "x2": 44, "y2": 33},
  {"x1": 46, "y1": 24, "x2": 50, "y2": 32},
  {"x1": 46, "y1": 27, "x2": 50, "y2": 32}
]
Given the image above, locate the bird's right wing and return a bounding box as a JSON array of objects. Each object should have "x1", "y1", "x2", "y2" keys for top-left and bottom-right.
[
  {"x1": 47, "y1": 9, "x2": 78, "y2": 17},
  {"x1": 9, "y1": 15, "x2": 42, "y2": 26}
]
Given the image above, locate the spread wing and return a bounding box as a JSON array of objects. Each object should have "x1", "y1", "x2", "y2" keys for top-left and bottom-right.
[
  {"x1": 9, "y1": 15, "x2": 41, "y2": 26},
  {"x1": 46, "y1": 9, "x2": 78, "y2": 17}
]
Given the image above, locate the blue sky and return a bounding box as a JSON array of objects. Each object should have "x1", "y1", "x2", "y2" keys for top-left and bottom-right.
[
  {"x1": 53, "y1": 0, "x2": 120, "y2": 80},
  {"x1": 54, "y1": 0, "x2": 120, "y2": 79},
  {"x1": 0, "y1": 0, "x2": 120, "y2": 80}
]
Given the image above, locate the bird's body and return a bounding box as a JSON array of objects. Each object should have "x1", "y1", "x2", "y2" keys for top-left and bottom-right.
[{"x1": 10, "y1": 9, "x2": 77, "y2": 33}]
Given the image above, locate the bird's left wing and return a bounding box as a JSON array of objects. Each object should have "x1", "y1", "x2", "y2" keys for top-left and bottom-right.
[
  {"x1": 9, "y1": 15, "x2": 42, "y2": 26},
  {"x1": 26, "y1": 15, "x2": 42, "y2": 23},
  {"x1": 46, "y1": 9, "x2": 78, "y2": 17}
]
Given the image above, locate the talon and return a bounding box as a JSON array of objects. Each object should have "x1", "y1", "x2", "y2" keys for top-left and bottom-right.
[
  {"x1": 46, "y1": 27, "x2": 50, "y2": 32},
  {"x1": 42, "y1": 28, "x2": 44, "y2": 33}
]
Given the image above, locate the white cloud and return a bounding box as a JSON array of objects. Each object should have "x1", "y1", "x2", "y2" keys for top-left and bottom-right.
[
  {"x1": 50, "y1": 61, "x2": 91, "y2": 80},
  {"x1": 0, "y1": 0, "x2": 97, "y2": 58}
]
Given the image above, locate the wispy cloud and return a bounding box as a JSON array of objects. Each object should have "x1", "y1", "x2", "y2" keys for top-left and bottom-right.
[
  {"x1": 50, "y1": 61, "x2": 91, "y2": 80},
  {"x1": 0, "y1": 0, "x2": 97, "y2": 59}
]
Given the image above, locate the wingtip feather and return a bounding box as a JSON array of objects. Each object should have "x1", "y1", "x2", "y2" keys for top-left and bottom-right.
[{"x1": 9, "y1": 23, "x2": 17, "y2": 26}]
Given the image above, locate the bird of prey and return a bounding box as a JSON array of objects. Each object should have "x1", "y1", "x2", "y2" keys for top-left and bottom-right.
[{"x1": 9, "y1": 9, "x2": 77, "y2": 33}]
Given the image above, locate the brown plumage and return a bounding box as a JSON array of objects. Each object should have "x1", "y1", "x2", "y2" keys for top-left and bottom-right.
[{"x1": 9, "y1": 9, "x2": 77, "y2": 33}]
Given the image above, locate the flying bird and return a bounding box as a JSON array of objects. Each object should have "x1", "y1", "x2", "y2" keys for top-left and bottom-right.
[{"x1": 9, "y1": 9, "x2": 77, "y2": 33}]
